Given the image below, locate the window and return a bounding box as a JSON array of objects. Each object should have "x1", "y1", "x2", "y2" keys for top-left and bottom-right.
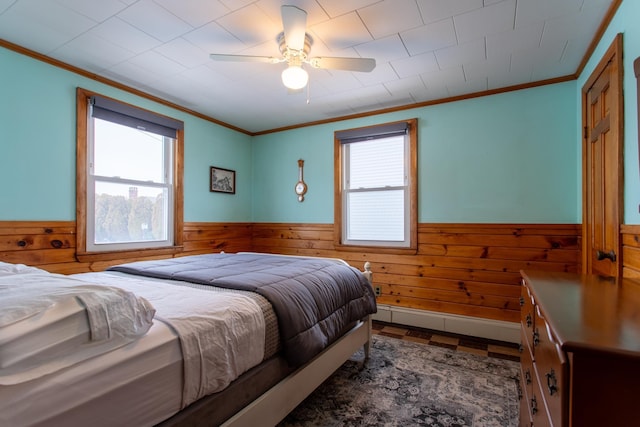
[
  {"x1": 334, "y1": 119, "x2": 417, "y2": 253},
  {"x1": 76, "y1": 88, "x2": 184, "y2": 258}
]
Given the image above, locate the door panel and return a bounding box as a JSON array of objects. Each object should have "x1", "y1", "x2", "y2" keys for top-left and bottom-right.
[{"x1": 582, "y1": 34, "x2": 623, "y2": 277}]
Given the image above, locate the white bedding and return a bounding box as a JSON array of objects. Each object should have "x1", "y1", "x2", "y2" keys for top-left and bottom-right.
[
  {"x1": 0, "y1": 266, "x2": 155, "y2": 384},
  {"x1": 0, "y1": 321, "x2": 183, "y2": 427},
  {"x1": 75, "y1": 271, "x2": 266, "y2": 408}
]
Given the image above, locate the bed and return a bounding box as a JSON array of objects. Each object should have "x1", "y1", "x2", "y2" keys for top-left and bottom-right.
[{"x1": 0, "y1": 252, "x2": 376, "y2": 427}]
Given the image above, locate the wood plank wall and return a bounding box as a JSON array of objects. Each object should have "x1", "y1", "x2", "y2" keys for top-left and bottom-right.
[
  {"x1": 252, "y1": 223, "x2": 581, "y2": 323},
  {"x1": 1, "y1": 221, "x2": 581, "y2": 323},
  {"x1": 0, "y1": 221, "x2": 253, "y2": 274}
]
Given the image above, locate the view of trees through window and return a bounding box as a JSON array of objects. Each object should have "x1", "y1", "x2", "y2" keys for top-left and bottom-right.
[{"x1": 94, "y1": 190, "x2": 166, "y2": 244}]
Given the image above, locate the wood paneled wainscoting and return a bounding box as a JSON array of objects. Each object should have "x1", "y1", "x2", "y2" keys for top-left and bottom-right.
[
  {"x1": 1, "y1": 220, "x2": 580, "y2": 341},
  {"x1": 253, "y1": 223, "x2": 581, "y2": 341},
  {"x1": 0, "y1": 221, "x2": 253, "y2": 274}
]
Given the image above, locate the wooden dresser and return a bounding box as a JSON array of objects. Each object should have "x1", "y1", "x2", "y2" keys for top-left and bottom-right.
[{"x1": 519, "y1": 271, "x2": 640, "y2": 427}]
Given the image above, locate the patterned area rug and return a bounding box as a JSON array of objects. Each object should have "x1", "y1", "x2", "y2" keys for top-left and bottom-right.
[{"x1": 279, "y1": 334, "x2": 520, "y2": 426}]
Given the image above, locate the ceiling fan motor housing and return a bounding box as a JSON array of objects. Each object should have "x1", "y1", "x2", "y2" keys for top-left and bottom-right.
[{"x1": 278, "y1": 32, "x2": 313, "y2": 65}]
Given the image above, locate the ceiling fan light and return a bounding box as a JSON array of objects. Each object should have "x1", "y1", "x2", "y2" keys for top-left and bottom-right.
[{"x1": 281, "y1": 65, "x2": 308, "y2": 89}]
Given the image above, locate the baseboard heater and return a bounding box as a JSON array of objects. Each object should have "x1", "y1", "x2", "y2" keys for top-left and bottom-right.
[{"x1": 372, "y1": 304, "x2": 519, "y2": 344}]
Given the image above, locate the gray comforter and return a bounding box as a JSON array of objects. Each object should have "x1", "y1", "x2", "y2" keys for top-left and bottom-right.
[{"x1": 107, "y1": 253, "x2": 377, "y2": 366}]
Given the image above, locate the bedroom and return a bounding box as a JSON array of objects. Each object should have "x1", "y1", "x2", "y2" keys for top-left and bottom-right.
[{"x1": 1, "y1": 0, "x2": 639, "y2": 426}]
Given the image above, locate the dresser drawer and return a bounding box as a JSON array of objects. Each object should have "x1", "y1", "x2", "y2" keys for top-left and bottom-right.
[
  {"x1": 520, "y1": 281, "x2": 535, "y2": 353},
  {"x1": 534, "y1": 305, "x2": 567, "y2": 427},
  {"x1": 520, "y1": 324, "x2": 534, "y2": 405},
  {"x1": 519, "y1": 387, "x2": 532, "y2": 427},
  {"x1": 530, "y1": 363, "x2": 552, "y2": 427},
  {"x1": 519, "y1": 325, "x2": 534, "y2": 426}
]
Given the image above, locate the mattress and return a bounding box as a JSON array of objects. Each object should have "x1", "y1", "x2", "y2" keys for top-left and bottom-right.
[
  {"x1": 0, "y1": 296, "x2": 88, "y2": 369},
  {"x1": 0, "y1": 320, "x2": 183, "y2": 427}
]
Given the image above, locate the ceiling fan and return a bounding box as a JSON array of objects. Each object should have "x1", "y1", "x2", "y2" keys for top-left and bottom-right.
[{"x1": 209, "y1": 5, "x2": 376, "y2": 90}]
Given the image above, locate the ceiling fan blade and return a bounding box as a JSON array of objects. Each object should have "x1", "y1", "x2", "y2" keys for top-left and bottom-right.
[
  {"x1": 209, "y1": 54, "x2": 281, "y2": 64},
  {"x1": 308, "y1": 57, "x2": 376, "y2": 72},
  {"x1": 281, "y1": 5, "x2": 307, "y2": 51}
]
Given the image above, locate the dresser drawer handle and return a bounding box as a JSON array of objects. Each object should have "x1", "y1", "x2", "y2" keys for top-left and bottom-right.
[
  {"x1": 533, "y1": 330, "x2": 540, "y2": 347},
  {"x1": 517, "y1": 382, "x2": 523, "y2": 400},
  {"x1": 518, "y1": 343, "x2": 524, "y2": 353},
  {"x1": 526, "y1": 313, "x2": 532, "y2": 328},
  {"x1": 596, "y1": 249, "x2": 616, "y2": 262},
  {"x1": 525, "y1": 369, "x2": 532, "y2": 385},
  {"x1": 531, "y1": 396, "x2": 538, "y2": 415},
  {"x1": 546, "y1": 369, "x2": 558, "y2": 395},
  {"x1": 519, "y1": 296, "x2": 525, "y2": 307}
]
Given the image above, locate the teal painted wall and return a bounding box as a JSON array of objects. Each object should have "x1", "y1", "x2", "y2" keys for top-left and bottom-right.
[
  {"x1": 10, "y1": 0, "x2": 640, "y2": 228},
  {"x1": 576, "y1": 0, "x2": 640, "y2": 224},
  {"x1": 252, "y1": 82, "x2": 579, "y2": 224},
  {"x1": 0, "y1": 46, "x2": 253, "y2": 222}
]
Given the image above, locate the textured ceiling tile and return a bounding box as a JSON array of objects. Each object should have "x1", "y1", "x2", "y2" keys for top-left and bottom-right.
[
  {"x1": 390, "y1": 51, "x2": 439, "y2": 78},
  {"x1": 215, "y1": 4, "x2": 281, "y2": 47},
  {"x1": 435, "y1": 38, "x2": 486, "y2": 69},
  {"x1": 153, "y1": 0, "x2": 230, "y2": 28},
  {"x1": 401, "y1": 18, "x2": 457, "y2": 56},
  {"x1": 55, "y1": 0, "x2": 128, "y2": 22},
  {"x1": 463, "y1": 53, "x2": 510, "y2": 82},
  {"x1": 354, "y1": 35, "x2": 409, "y2": 63},
  {"x1": 255, "y1": 0, "x2": 330, "y2": 28},
  {"x1": 91, "y1": 17, "x2": 162, "y2": 54},
  {"x1": 153, "y1": 37, "x2": 210, "y2": 69},
  {"x1": 421, "y1": 65, "x2": 465, "y2": 88},
  {"x1": 127, "y1": 50, "x2": 187, "y2": 77},
  {"x1": 315, "y1": 0, "x2": 381, "y2": 18},
  {"x1": 486, "y1": 23, "x2": 543, "y2": 59},
  {"x1": 358, "y1": 0, "x2": 424, "y2": 39},
  {"x1": 415, "y1": 0, "x2": 483, "y2": 24},
  {"x1": 53, "y1": 31, "x2": 134, "y2": 70},
  {"x1": 383, "y1": 74, "x2": 427, "y2": 96},
  {"x1": 353, "y1": 62, "x2": 399, "y2": 86},
  {"x1": 117, "y1": 0, "x2": 193, "y2": 43},
  {"x1": 183, "y1": 21, "x2": 246, "y2": 54},
  {"x1": 446, "y1": 76, "x2": 488, "y2": 96},
  {"x1": 310, "y1": 12, "x2": 373, "y2": 51},
  {"x1": 454, "y1": 0, "x2": 517, "y2": 44},
  {"x1": 515, "y1": 0, "x2": 582, "y2": 28},
  {"x1": 0, "y1": 0, "x2": 95, "y2": 53}
]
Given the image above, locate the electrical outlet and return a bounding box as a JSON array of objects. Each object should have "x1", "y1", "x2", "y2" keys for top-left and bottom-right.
[{"x1": 374, "y1": 286, "x2": 381, "y2": 297}]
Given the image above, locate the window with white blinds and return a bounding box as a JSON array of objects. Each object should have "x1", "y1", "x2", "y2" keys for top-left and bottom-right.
[{"x1": 336, "y1": 119, "x2": 416, "y2": 249}]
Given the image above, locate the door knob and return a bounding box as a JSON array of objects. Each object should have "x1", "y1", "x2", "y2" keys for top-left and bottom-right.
[{"x1": 596, "y1": 250, "x2": 616, "y2": 262}]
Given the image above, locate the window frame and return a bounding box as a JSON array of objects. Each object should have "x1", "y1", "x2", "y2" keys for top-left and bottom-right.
[
  {"x1": 76, "y1": 88, "x2": 184, "y2": 262},
  {"x1": 334, "y1": 118, "x2": 418, "y2": 254}
]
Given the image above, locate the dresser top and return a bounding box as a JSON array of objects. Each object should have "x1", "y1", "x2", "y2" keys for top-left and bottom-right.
[{"x1": 521, "y1": 270, "x2": 640, "y2": 357}]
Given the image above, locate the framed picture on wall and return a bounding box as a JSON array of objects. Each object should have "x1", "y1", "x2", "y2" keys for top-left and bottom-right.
[{"x1": 210, "y1": 166, "x2": 236, "y2": 194}]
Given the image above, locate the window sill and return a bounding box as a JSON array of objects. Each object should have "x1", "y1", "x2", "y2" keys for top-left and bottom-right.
[
  {"x1": 333, "y1": 243, "x2": 417, "y2": 255},
  {"x1": 76, "y1": 246, "x2": 184, "y2": 264}
]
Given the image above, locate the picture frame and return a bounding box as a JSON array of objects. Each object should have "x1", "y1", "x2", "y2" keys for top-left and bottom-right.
[{"x1": 210, "y1": 166, "x2": 236, "y2": 194}]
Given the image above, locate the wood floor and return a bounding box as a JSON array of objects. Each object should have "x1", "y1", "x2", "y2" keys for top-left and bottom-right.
[{"x1": 372, "y1": 321, "x2": 520, "y2": 362}]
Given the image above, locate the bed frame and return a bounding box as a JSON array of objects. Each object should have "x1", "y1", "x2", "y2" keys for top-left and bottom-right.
[
  {"x1": 224, "y1": 316, "x2": 372, "y2": 426},
  {"x1": 165, "y1": 261, "x2": 374, "y2": 427}
]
